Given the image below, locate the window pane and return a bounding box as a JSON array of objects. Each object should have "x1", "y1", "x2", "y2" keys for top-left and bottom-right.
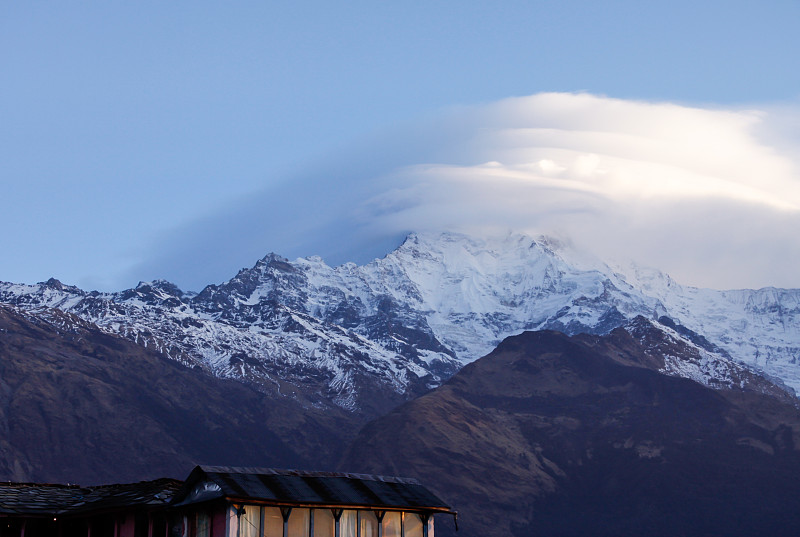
[
  {"x1": 359, "y1": 511, "x2": 378, "y2": 537},
  {"x1": 382, "y1": 512, "x2": 401, "y2": 537},
  {"x1": 339, "y1": 510, "x2": 357, "y2": 537},
  {"x1": 313, "y1": 509, "x2": 335, "y2": 537},
  {"x1": 288, "y1": 508, "x2": 310, "y2": 537},
  {"x1": 404, "y1": 513, "x2": 423, "y2": 537},
  {"x1": 241, "y1": 506, "x2": 261, "y2": 537},
  {"x1": 264, "y1": 507, "x2": 284, "y2": 537},
  {"x1": 427, "y1": 515, "x2": 434, "y2": 537},
  {"x1": 226, "y1": 508, "x2": 238, "y2": 537},
  {"x1": 196, "y1": 511, "x2": 211, "y2": 537}
]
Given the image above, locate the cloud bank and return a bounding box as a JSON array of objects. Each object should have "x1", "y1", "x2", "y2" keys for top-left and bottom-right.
[{"x1": 135, "y1": 93, "x2": 800, "y2": 291}]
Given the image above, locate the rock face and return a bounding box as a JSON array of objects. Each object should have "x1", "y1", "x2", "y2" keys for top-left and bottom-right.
[
  {"x1": 0, "y1": 305, "x2": 357, "y2": 485},
  {"x1": 341, "y1": 322, "x2": 800, "y2": 537},
  {"x1": 1, "y1": 231, "x2": 800, "y2": 416}
]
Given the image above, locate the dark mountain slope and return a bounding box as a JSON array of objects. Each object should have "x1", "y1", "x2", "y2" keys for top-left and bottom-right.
[
  {"x1": 0, "y1": 305, "x2": 357, "y2": 485},
  {"x1": 340, "y1": 328, "x2": 800, "y2": 537}
]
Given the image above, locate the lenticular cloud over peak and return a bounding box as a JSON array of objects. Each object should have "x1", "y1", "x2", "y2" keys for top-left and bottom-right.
[
  {"x1": 139, "y1": 93, "x2": 800, "y2": 292},
  {"x1": 469, "y1": 93, "x2": 798, "y2": 211}
]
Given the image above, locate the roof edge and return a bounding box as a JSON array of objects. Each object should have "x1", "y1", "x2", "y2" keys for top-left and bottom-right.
[{"x1": 198, "y1": 466, "x2": 423, "y2": 486}]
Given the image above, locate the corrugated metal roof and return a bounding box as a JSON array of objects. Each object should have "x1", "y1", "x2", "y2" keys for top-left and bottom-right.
[
  {"x1": 173, "y1": 466, "x2": 451, "y2": 512},
  {"x1": 0, "y1": 479, "x2": 182, "y2": 516}
]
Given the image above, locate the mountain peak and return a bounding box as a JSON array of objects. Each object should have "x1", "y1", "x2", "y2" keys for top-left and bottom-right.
[
  {"x1": 135, "y1": 279, "x2": 184, "y2": 295},
  {"x1": 39, "y1": 277, "x2": 83, "y2": 294},
  {"x1": 43, "y1": 277, "x2": 64, "y2": 289}
]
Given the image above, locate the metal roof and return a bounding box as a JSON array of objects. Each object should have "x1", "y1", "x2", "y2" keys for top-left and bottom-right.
[
  {"x1": 0, "y1": 479, "x2": 182, "y2": 516},
  {"x1": 172, "y1": 466, "x2": 452, "y2": 513}
]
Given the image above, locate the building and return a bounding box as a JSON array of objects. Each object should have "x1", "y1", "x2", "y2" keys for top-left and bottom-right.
[
  {"x1": 0, "y1": 466, "x2": 455, "y2": 537},
  {"x1": 0, "y1": 478, "x2": 181, "y2": 537}
]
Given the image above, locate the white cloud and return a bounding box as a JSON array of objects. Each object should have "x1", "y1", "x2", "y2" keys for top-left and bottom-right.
[{"x1": 136, "y1": 93, "x2": 800, "y2": 291}]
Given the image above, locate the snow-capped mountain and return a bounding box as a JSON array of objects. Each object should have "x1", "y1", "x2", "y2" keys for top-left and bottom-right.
[
  {"x1": 615, "y1": 316, "x2": 795, "y2": 401},
  {"x1": 0, "y1": 277, "x2": 447, "y2": 416},
  {"x1": 2, "y1": 231, "x2": 799, "y2": 411}
]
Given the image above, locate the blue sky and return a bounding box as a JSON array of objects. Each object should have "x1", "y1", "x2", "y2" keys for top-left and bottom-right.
[{"x1": 2, "y1": 1, "x2": 800, "y2": 291}]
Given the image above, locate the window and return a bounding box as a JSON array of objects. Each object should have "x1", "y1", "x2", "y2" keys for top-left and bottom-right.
[
  {"x1": 240, "y1": 506, "x2": 261, "y2": 537},
  {"x1": 220, "y1": 506, "x2": 433, "y2": 537},
  {"x1": 196, "y1": 512, "x2": 211, "y2": 537},
  {"x1": 404, "y1": 514, "x2": 423, "y2": 537},
  {"x1": 339, "y1": 510, "x2": 357, "y2": 537},
  {"x1": 287, "y1": 508, "x2": 309, "y2": 537},
  {"x1": 382, "y1": 512, "x2": 401, "y2": 537},
  {"x1": 313, "y1": 509, "x2": 335, "y2": 537},
  {"x1": 264, "y1": 507, "x2": 283, "y2": 537},
  {"x1": 359, "y1": 511, "x2": 378, "y2": 537}
]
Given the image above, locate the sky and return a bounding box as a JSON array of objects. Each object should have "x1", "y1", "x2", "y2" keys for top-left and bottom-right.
[{"x1": 2, "y1": 1, "x2": 800, "y2": 292}]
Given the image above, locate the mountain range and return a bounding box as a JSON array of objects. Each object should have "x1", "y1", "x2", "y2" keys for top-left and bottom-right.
[
  {"x1": 3, "y1": 231, "x2": 800, "y2": 535},
  {"x1": 2, "y1": 231, "x2": 799, "y2": 414}
]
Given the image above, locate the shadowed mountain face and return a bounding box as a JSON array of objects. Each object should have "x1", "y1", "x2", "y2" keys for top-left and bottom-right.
[
  {"x1": 0, "y1": 305, "x2": 358, "y2": 485},
  {"x1": 340, "y1": 328, "x2": 800, "y2": 537}
]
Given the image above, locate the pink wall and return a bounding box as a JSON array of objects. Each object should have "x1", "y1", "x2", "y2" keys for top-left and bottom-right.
[
  {"x1": 211, "y1": 506, "x2": 228, "y2": 537},
  {"x1": 118, "y1": 514, "x2": 136, "y2": 537}
]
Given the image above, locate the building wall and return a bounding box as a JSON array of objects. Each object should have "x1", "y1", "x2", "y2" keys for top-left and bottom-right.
[
  {"x1": 119, "y1": 513, "x2": 136, "y2": 537},
  {"x1": 216, "y1": 506, "x2": 434, "y2": 537},
  {"x1": 211, "y1": 506, "x2": 228, "y2": 537}
]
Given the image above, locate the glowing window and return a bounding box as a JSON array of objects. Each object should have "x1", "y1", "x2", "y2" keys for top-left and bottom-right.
[
  {"x1": 359, "y1": 511, "x2": 378, "y2": 537},
  {"x1": 288, "y1": 508, "x2": 310, "y2": 537},
  {"x1": 264, "y1": 507, "x2": 284, "y2": 537},
  {"x1": 339, "y1": 510, "x2": 357, "y2": 537},
  {"x1": 313, "y1": 509, "x2": 335, "y2": 537},
  {"x1": 404, "y1": 513, "x2": 423, "y2": 537},
  {"x1": 382, "y1": 512, "x2": 401, "y2": 537}
]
